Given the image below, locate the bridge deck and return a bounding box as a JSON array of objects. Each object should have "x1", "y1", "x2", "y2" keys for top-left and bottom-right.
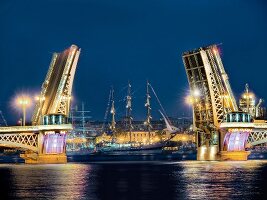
[
  {"x1": 0, "y1": 124, "x2": 72, "y2": 133},
  {"x1": 220, "y1": 122, "x2": 267, "y2": 129},
  {"x1": 220, "y1": 122, "x2": 267, "y2": 146}
]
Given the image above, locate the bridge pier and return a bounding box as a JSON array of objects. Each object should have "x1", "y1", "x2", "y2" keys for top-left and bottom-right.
[
  {"x1": 197, "y1": 145, "x2": 220, "y2": 161},
  {"x1": 20, "y1": 152, "x2": 67, "y2": 164},
  {"x1": 219, "y1": 118, "x2": 252, "y2": 161},
  {"x1": 219, "y1": 151, "x2": 250, "y2": 161}
]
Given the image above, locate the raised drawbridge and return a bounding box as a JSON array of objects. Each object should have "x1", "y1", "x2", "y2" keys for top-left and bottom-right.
[
  {"x1": 0, "y1": 45, "x2": 80, "y2": 164},
  {"x1": 183, "y1": 44, "x2": 238, "y2": 160},
  {"x1": 183, "y1": 44, "x2": 267, "y2": 160}
]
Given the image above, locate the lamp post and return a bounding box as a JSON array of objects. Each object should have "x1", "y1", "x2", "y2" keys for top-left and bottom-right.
[{"x1": 18, "y1": 96, "x2": 30, "y2": 126}]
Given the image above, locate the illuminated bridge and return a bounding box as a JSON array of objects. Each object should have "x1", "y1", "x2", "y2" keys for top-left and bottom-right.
[
  {"x1": 183, "y1": 44, "x2": 266, "y2": 161},
  {"x1": 221, "y1": 112, "x2": 267, "y2": 147},
  {"x1": 0, "y1": 45, "x2": 80, "y2": 164}
]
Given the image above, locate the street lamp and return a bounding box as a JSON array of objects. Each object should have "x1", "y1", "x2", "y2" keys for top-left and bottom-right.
[{"x1": 17, "y1": 96, "x2": 31, "y2": 126}]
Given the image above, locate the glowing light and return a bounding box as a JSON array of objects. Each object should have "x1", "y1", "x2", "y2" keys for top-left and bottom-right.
[
  {"x1": 35, "y1": 95, "x2": 45, "y2": 101},
  {"x1": 15, "y1": 95, "x2": 32, "y2": 126},
  {"x1": 223, "y1": 132, "x2": 249, "y2": 151},
  {"x1": 185, "y1": 95, "x2": 194, "y2": 105},
  {"x1": 193, "y1": 89, "x2": 200, "y2": 97},
  {"x1": 220, "y1": 94, "x2": 228, "y2": 99},
  {"x1": 228, "y1": 128, "x2": 252, "y2": 132},
  {"x1": 17, "y1": 96, "x2": 31, "y2": 106},
  {"x1": 44, "y1": 133, "x2": 66, "y2": 154}
]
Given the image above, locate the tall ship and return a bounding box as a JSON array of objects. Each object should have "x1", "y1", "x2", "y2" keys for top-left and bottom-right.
[
  {"x1": 95, "y1": 81, "x2": 179, "y2": 154},
  {"x1": 66, "y1": 103, "x2": 97, "y2": 155}
]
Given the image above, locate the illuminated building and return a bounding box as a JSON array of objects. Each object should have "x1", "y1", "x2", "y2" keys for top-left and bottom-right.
[{"x1": 239, "y1": 84, "x2": 265, "y2": 119}]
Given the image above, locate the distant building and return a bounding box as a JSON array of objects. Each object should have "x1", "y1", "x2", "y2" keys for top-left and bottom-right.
[
  {"x1": 238, "y1": 84, "x2": 265, "y2": 119},
  {"x1": 96, "y1": 131, "x2": 161, "y2": 145}
]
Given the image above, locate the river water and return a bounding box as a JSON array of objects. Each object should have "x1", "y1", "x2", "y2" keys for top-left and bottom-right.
[{"x1": 0, "y1": 160, "x2": 266, "y2": 200}]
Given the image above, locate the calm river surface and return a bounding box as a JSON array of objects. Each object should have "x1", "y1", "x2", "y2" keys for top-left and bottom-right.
[{"x1": 0, "y1": 160, "x2": 267, "y2": 200}]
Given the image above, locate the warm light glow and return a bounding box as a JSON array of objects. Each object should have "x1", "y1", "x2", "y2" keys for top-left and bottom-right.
[
  {"x1": 220, "y1": 94, "x2": 228, "y2": 99},
  {"x1": 62, "y1": 95, "x2": 72, "y2": 101},
  {"x1": 185, "y1": 95, "x2": 199, "y2": 105},
  {"x1": 16, "y1": 95, "x2": 31, "y2": 107},
  {"x1": 185, "y1": 95, "x2": 194, "y2": 105},
  {"x1": 13, "y1": 94, "x2": 32, "y2": 126},
  {"x1": 35, "y1": 95, "x2": 45, "y2": 101},
  {"x1": 192, "y1": 89, "x2": 200, "y2": 97},
  {"x1": 242, "y1": 92, "x2": 254, "y2": 99},
  {"x1": 228, "y1": 128, "x2": 252, "y2": 132}
]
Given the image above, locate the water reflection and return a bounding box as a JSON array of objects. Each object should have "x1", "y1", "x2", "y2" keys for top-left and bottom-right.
[
  {"x1": 0, "y1": 161, "x2": 266, "y2": 200},
  {"x1": 177, "y1": 161, "x2": 267, "y2": 199},
  {"x1": 1, "y1": 164, "x2": 94, "y2": 200}
]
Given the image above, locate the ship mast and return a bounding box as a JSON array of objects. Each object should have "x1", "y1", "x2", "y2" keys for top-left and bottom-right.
[
  {"x1": 126, "y1": 82, "x2": 133, "y2": 142},
  {"x1": 110, "y1": 87, "x2": 116, "y2": 132},
  {"x1": 144, "y1": 81, "x2": 152, "y2": 142}
]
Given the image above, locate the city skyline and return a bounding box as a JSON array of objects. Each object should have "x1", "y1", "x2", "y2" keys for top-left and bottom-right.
[{"x1": 1, "y1": 0, "x2": 267, "y2": 124}]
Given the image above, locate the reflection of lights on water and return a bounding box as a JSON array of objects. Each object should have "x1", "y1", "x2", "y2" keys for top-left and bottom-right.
[
  {"x1": 11, "y1": 164, "x2": 93, "y2": 199},
  {"x1": 176, "y1": 161, "x2": 266, "y2": 199}
]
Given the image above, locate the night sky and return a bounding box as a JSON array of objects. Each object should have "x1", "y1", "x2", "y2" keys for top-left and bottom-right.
[{"x1": 0, "y1": 0, "x2": 267, "y2": 125}]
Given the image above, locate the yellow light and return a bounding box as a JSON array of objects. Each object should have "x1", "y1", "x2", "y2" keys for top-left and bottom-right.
[
  {"x1": 228, "y1": 128, "x2": 252, "y2": 132},
  {"x1": 185, "y1": 95, "x2": 194, "y2": 105},
  {"x1": 35, "y1": 96, "x2": 45, "y2": 101},
  {"x1": 17, "y1": 96, "x2": 31, "y2": 106}
]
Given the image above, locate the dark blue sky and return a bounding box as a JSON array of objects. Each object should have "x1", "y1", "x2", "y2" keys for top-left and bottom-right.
[{"x1": 0, "y1": 0, "x2": 267, "y2": 124}]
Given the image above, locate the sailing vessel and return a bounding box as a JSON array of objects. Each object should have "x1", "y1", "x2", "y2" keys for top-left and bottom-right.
[
  {"x1": 66, "y1": 103, "x2": 97, "y2": 155},
  {"x1": 96, "y1": 81, "x2": 177, "y2": 154}
]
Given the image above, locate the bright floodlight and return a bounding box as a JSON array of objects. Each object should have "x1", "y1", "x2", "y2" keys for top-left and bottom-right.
[{"x1": 193, "y1": 89, "x2": 200, "y2": 97}]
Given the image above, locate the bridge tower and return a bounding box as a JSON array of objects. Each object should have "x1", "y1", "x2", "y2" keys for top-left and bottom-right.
[
  {"x1": 0, "y1": 45, "x2": 80, "y2": 164},
  {"x1": 182, "y1": 44, "x2": 238, "y2": 160}
]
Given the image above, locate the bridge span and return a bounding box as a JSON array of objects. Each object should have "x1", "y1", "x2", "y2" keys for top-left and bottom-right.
[
  {"x1": 0, "y1": 44, "x2": 80, "y2": 164},
  {"x1": 183, "y1": 44, "x2": 266, "y2": 161},
  {"x1": 0, "y1": 124, "x2": 72, "y2": 163}
]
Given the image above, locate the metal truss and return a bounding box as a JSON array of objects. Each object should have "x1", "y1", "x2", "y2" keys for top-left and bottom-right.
[
  {"x1": 32, "y1": 54, "x2": 58, "y2": 125},
  {"x1": 247, "y1": 130, "x2": 267, "y2": 146},
  {"x1": 183, "y1": 45, "x2": 237, "y2": 147},
  {"x1": 201, "y1": 49, "x2": 225, "y2": 126},
  {"x1": 0, "y1": 133, "x2": 38, "y2": 152},
  {"x1": 32, "y1": 45, "x2": 80, "y2": 125}
]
